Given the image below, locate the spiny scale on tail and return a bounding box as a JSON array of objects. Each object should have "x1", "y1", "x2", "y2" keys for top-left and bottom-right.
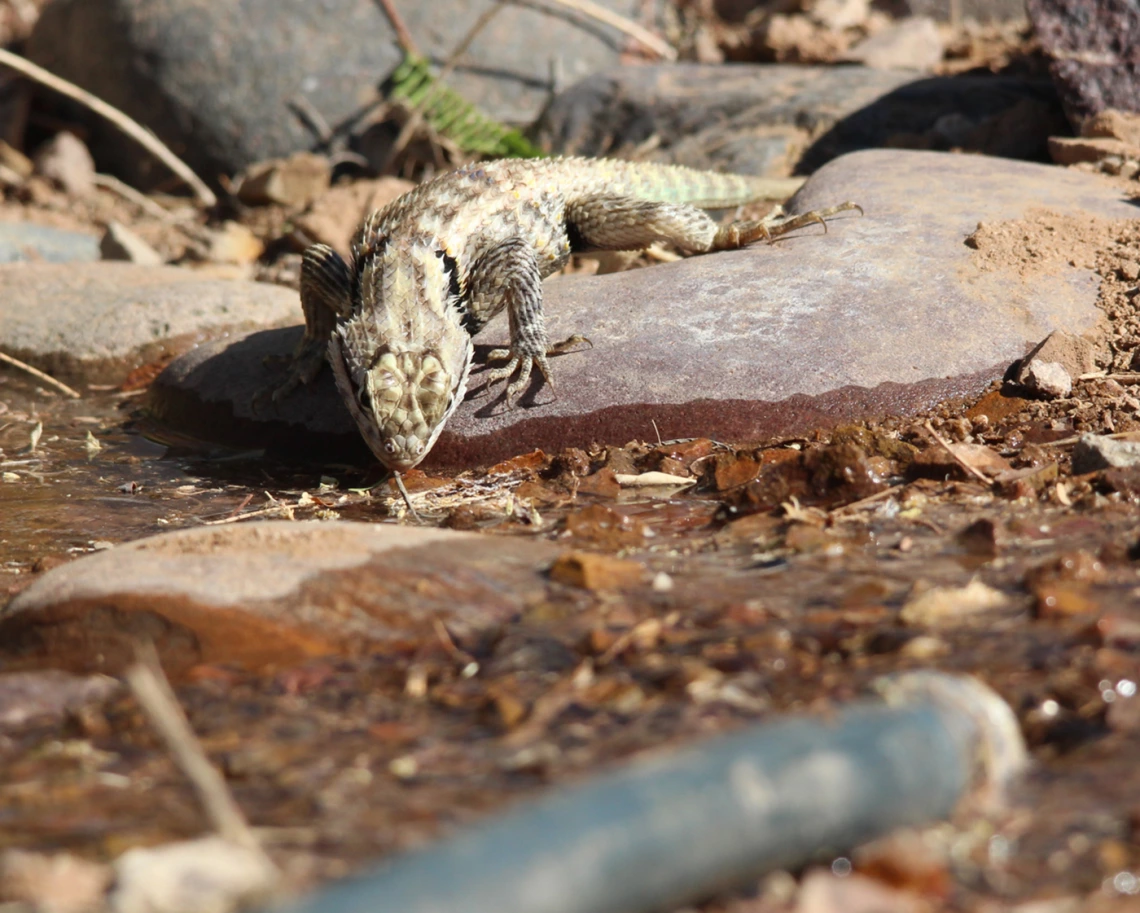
[{"x1": 569, "y1": 158, "x2": 805, "y2": 209}]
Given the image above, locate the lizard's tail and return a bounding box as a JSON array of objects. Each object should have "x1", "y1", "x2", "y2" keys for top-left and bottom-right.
[{"x1": 617, "y1": 161, "x2": 805, "y2": 208}]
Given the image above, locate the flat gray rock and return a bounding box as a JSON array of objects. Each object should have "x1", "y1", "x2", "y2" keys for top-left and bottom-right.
[
  {"x1": 0, "y1": 222, "x2": 99, "y2": 263},
  {"x1": 27, "y1": 0, "x2": 659, "y2": 183},
  {"x1": 534, "y1": 64, "x2": 1066, "y2": 174},
  {"x1": 0, "y1": 263, "x2": 298, "y2": 385},
  {"x1": 1, "y1": 522, "x2": 562, "y2": 676},
  {"x1": 147, "y1": 149, "x2": 1128, "y2": 469}
]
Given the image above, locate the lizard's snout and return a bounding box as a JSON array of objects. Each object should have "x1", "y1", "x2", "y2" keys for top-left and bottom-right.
[{"x1": 374, "y1": 433, "x2": 428, "y2": 472}]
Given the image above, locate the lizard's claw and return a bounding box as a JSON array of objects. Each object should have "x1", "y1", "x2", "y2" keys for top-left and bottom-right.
[{"x1": 483, "y1": 349, "x2": 554, "y2": 408}]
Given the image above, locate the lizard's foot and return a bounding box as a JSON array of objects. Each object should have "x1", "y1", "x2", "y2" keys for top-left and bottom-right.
[
  {"x1": 713, "y1": 201, "x2": 862, "y2": 249},
  {"x1": 482, "y1": 334, "x2": 593, "y2": 407},
  {"x1": 482, "y1": 349, "x2": 553, "y2": 408},
  {"x1": 252, "y1": 337, "x2": 327, "y2": 414},
  {"x1": 547, "y1": 333, "x2": 593, "y2": 356}
]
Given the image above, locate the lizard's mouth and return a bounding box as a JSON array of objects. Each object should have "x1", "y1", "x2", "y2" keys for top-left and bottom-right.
[{"x1": 327, "y1": 335, "x2": 428, "y2": 471}]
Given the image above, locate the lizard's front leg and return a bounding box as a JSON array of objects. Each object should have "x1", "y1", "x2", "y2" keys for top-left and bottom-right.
[
  {"x1": 466, "y1": 238, "x2": 587, "y2": 407},
  {"x1": 271, "y1": 243, "x2": 355, "y2": 401}
]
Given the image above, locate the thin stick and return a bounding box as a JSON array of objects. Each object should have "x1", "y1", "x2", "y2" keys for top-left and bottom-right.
[
  {"x1": 1041, "y1": 429, "x2": 1140, "y2": 448},
  {"x1": 924, "y1": 420, "x2": 992, "y2": 485},
  {"x1": 374, "y1": 0, "x2": 420, "y2": 55},
  {"x1": 831, "y1": 484, "x2": 900, "y2": 515},
  {"x1": 392, "y1": 470, "x2": 422, "y2": 521},
  {"x1": 0, "y1": 48, "x2": 217, "y2": 207},
  {"x1": 92, "y1": 172, "x2": 175, "y2": 221},
  {"x1": 522, "y1": 0, "x2": 676, "y2": 60},
  {"x1": 126, "y1": 643, "x2": 274, "y2": 867},
  {"x1": 381, "y1": 1, "x2": 506, "y2": 175},
  {"x1": 0, "y1": 351, "x2": 80, "y2": 398}
]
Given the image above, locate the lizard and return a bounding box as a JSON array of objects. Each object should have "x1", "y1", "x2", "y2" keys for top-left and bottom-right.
[{"x1": 276, "y1": 156, "x2": 860, "y2": 474}]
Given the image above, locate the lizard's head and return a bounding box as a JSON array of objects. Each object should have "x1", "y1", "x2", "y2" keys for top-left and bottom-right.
[{"x1": 328, "y1": 242, "x2": 473, "y2": 472}]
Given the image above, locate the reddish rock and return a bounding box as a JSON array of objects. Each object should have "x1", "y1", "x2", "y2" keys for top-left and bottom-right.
[
  {"x1": 1028, "y1": 0, "x2": 1140, "y2": 125},
  {"x1": 147, "y1": 150, "x2": 1127, "y2": 469},
  {"x1": 0, "y1": 521, "x2": 561, "y2": 677}
]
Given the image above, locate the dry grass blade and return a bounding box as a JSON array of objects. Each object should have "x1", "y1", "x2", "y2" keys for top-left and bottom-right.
[
  {"x1": 92, "y1": 172, "x2": 176, "y2": 221},
  {"x1": 0, "y1": 351, "x2": 81, "y2": 398},
  {"x1": 373, "y1": 0, "x2": 420, "y2": 54},
  {"x1": 526, "y1": 0, "x2": 676, "y2": 60},
  {"x1": 126, "y1": 643, "x2": 276, "y2": 868},
  {"x1": 0, "y1": 48, "x2": 217, "y2": 207},
  {"x1": 924, "y1": 420, "x2": 992, "y2": 485}
]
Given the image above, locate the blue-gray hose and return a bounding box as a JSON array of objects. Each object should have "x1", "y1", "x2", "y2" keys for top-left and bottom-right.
[{"x1": 269, "y1": 672, "x2": 1024, "y2": 913}]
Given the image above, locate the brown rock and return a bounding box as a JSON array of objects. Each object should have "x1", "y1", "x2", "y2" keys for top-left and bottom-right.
[
  {"x1": 911, "y1": 443, "x2": 1012, "y2": 480},
  {"x1": 99, "y1": 221, "x2": 164, "y2": 265},
  {"x1": 32, "y1": 130, "x2": 95, "y2": 197},
  {"x1": 548, "y1": 551, "x2": 646, "y2": 590},
  {"x1": 1019, "y1": 330, "x2": 1102, "y2": 379},
  {"x1": 1073, "y1": 434, "x2": 1140, "y2": 474},
  {"x1": 1082, "y1": 108, "x2": 1140, "y2": 146},
  {"x1": 994, "y1": 462, "x2": 1059, "y2": 498},
  {"x1": 294, "y1": 177, "x2": 415, "y2": 254},
  {"x1": 1048, "y1": 135, "x2": 1140, "y2": 166},
  {"x1": 237, "y1": 152, "x2": 331, "y2": 208},
  {"x1": 0, "y1": 521, "x2": 562, "y2": 677},
  {"x1": 795, "y1": 869, "x2": 923, "y2": 913},
  {"x1": 207, "y1": 220, "x2": 264, "y2": 265},
  {"x1": 843, "y1": 16, "x2": 943, "y2": 71},
  {"x1": 148, "y1": 150, "x2": 1125, "y2": 469},
  {"x1": 900, "y1": 578, "x2": 1008, "y2": 627},
  {"x1": 1033, "y1": 582, "x2": 1099, "y2": 619},
  {"x1": 1020, "y1": 359, "x2": 1072, "y2": 398}
]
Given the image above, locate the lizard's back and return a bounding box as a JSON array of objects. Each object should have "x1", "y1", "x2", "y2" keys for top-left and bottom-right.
[{"x1": 353, "y1": 157, "x2": 791, "y2": 271}]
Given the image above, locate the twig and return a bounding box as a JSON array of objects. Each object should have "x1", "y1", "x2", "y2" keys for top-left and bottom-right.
[
  {"x1": 0, "y1": 351, "x2": 81, "y2": 398},
  {"x1": 1041, "y1": 429, "x2": 1140, "y2": 448},
  {"x1": 522, "y1": 0, "x2": 676, "y2": 60},
  {"x1": 288, "y1": 94, "x2": 334, "y2": 145},
  {"x1": 831, "y1": 484, "x2": 900, "y2": 515},
  {"x1": 392, "y1": 470, "x2": 423, "y2": 521},
  {"x1": 202, "y1": 503, "x2": 294, "y2": 526},
  {"x1": 126, "y1": 643, "x2": 275, "y2": 868},
  {"x1": 92, "y1": 172, "x2": 176, "y2": 221},
  {"x1": 380, "y1": 1, "x2": 507, "y2": 174},
  {"x1": 0, "y1": 48, "x2": 217, "y2": 207},
  {"x1": 924, "y1": 420, "x2": 992, "y2": 485},
  {"x1": 374, "y1": 0, "x2": 420, "y2": 55}
]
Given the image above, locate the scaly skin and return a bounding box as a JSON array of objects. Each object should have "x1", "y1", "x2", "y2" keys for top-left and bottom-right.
[{"x1": 280, "y1": 157, "x2": 860, "y2": 471}]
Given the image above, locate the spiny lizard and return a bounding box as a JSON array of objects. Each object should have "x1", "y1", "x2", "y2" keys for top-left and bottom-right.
[{"x1": 277, "y1": 157, "x2": 860, "y2": 472}]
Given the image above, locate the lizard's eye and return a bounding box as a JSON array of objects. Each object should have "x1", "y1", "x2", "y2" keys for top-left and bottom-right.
[{"x1": 383, "y1": 441, "x2": 398, "y2": 455}]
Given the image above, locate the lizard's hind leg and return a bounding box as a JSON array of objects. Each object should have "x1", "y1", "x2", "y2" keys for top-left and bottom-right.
[
  {"x1": 565, "y1": 196, "x2": 861, "y2": 254},
  {"x1": 565, "y1": 196, "x2": 723, "y2": 253},
  {"x1": 712, "y1": 202, "x2": 862, "y2": 250}
]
